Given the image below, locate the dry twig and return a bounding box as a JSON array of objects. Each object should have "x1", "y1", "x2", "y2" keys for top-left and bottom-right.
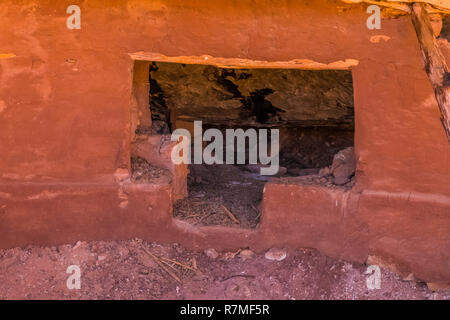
[
  {"x1": 139, "y1": 243, "x2": 182, "y2": 283},
  {"x1": 221, "y1": 205, "x2": 240, "y2": 224},
  {"x1": 160, "y1": 256, "x2": 197, "y2": 272}
]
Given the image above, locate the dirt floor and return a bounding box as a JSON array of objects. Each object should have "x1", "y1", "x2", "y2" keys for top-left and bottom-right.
[
  {"x1": 174, "y1": 164, "x2": 266, "y2": 228},
  {"x1": 279, "y1": 127, "x2": 354, "y2": 171},
  {"x1": 0, "y1": 239, "x2": 448, "y2": 300},
  {"x1": 173, "y1": 153, "x2": 355, "y2": 228}
]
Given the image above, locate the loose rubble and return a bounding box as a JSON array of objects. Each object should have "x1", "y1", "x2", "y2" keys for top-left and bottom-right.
[{"x1": 1, "y1": 240, "x2": 448, "y2": 300}]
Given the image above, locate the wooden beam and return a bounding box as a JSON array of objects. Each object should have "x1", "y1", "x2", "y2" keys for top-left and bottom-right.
[
  {"x1": 129, "y1": 52, "x2": 359, "y2": 70},
  {"x1": 341, "y1": 0, "x2": 450, "y2": 13},
  {"x1": 411, "y1": 3, "x2": 450, "y2": 143}
]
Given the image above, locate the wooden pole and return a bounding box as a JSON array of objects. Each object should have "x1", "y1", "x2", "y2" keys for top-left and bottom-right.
[{"x1": 411, "y1": 3, "x2": 450, "y2": 144}]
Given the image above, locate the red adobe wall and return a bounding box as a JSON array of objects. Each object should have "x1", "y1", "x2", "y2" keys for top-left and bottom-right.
[{"x1": 0, "y1": 0, "x2": 448, "y2": 284}]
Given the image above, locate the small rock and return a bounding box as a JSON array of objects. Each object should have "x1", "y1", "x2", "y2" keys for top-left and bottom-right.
[
  {"x1": 204, "y1": 248, "x2": 219, "y2": 259},
  {"x1": 97, "y1": 255, "x2": 106, "y2": 261},
  {"x1": 330, "y1": 147, "x2": 356, "y2": 185},
  {"x1": 239, "y1": 249, "x2": 255, "y2": 259},
  {"x1": 265, "y1": 248, "x2": 287, "y2": 261},
  {"x1": 332, "y1": 170, "x2": 350, "y2": 185}
]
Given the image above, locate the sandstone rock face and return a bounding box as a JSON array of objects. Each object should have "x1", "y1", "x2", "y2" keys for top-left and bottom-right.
[{"x1": 149, "y1": 62, "x2": 354, "y2": 129}]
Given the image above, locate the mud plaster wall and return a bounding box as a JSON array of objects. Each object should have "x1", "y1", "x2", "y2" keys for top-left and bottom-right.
[
  {"x1": 0, "y1": 0, "x2": 449, "y2": 281},
  {"x1": 0, "y1": 0, "x2": 448, "y2": 191}
]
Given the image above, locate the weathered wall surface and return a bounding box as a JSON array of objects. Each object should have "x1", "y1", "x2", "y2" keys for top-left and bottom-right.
[
  {"x1": 0, "y1": 0, "x2": 448, "y2": 189},
  {"x1": 0, "y1": 0, "x2": 449, "y2": 283}
]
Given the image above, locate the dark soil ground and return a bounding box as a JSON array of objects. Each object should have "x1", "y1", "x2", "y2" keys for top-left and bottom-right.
[
  {"x1": 174, "y1": 164, "x2": 266, "y2": 228},
  {"x1": 0, "y1": 239, "x2": 448, "y2": 300}
]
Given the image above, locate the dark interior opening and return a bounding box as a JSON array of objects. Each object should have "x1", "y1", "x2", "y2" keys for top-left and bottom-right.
[{"x1": 139, "y1": 61, "x2": 356, "y2": 229}]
